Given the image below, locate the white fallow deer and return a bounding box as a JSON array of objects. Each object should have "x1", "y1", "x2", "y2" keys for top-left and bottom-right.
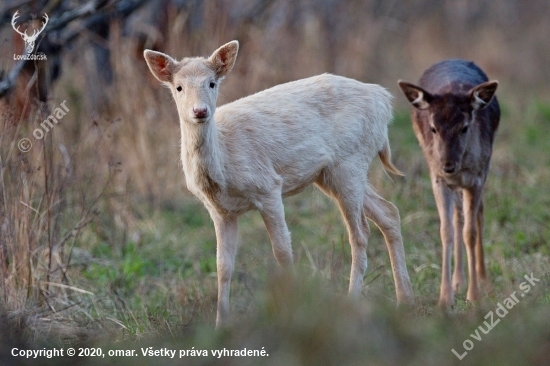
[
  {"x1": 144, "y1": 40, "x2": 414, "y2": 327},
  {"x1": 398, "y1": 59, "x2": 500, "y2": 308}
]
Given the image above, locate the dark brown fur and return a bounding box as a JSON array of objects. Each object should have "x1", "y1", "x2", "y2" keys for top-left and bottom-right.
[{"x1": 399, "y1": 59, "x2": 500, "y2": 307}]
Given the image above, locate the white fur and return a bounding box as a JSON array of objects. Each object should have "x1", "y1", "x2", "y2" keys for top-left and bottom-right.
[{"x1": 145, "y1": 41, "x2": 414, "y2": 327}]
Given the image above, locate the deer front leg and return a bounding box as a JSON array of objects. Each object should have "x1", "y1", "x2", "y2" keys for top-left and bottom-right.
[
  {"x1": 213, "y1": 215, "x2": 239, "y2": 328},
  {"x1": 463, "y1": 187, "x2": 483, "y2": 302},
  {"x1": 431, "y1": 175, "x2": 455, "y2": 308}
]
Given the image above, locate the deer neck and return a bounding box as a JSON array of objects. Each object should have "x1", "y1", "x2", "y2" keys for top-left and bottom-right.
[{"x1": 180, "y1": 119, "x2": 226, "y2": 197}]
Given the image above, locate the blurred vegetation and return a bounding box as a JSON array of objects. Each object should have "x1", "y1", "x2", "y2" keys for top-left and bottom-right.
[{"x1": 0, "y1": 0, "x2": 549, "y2": 365}]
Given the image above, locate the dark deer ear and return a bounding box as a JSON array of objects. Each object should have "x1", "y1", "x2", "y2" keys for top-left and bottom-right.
[
  {"x1": 398, "y1": 80, "x2": 431, "y2": 110},
  {"x1": 209, "y1": 41, "x2": 239, "y2": 78},
  {"x1": 469, "y1": 80, "x2": 498, "y2": 110},
  {"x1": 143, "y1": 50, "x2": 178, "y2": 83}
]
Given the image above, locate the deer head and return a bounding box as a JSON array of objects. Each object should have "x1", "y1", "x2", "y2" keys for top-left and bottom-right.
[
  {"x1": 398, "y1": 79, "x2": 498, "y2": 176},
  {"x1": 12, "y1": 11, "x2": 49, "y2": 54},
  {"x1": 144, "y1": 41, "x2": 239, "y2": 125}
]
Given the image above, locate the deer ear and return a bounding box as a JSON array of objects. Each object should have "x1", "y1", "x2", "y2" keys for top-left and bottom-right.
[
  {"x1": 143, "y1": 50, "x2": 178, "y2": 83},
  {"x1": 209, "y1": 41, "x2": 239, "y2": 78},
  {"x1": 398, "y1": 80, "x2": 431, "y2": 110},
  {"x1": 469, "y1": 80, "x2": 498, "y2": 110}
]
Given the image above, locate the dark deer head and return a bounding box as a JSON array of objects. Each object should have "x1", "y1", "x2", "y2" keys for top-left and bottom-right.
[{"x1": 398, "y1": 80, "x2": 498, "y2": 175}]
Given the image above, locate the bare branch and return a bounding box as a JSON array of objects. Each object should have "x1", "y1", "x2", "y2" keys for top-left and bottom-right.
[
  {"x1": 0, "y1": 0, "x2": 33, "y2": 27},
  {"x1": 0, "y1": 0, "x2": 147, "y2": 98},
  {"x1": 45, "y1": 0, "x2": 107, "y2": 32},
  {"x1": 0, "y1": 59, "x2": 27, "y2": 98}
]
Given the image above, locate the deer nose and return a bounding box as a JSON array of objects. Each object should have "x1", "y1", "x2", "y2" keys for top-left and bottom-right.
[
  {"x1": 443, "y1": 162, "x2": 457, "y2": 174},
  {"x1": 193, "y1": 107, "x2": 208, "y2": 119}
]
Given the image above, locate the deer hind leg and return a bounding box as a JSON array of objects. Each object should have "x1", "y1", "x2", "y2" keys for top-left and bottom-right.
[
  {"x1": 341, "y1": 200, "x2": 370, "y2": 297},
  {"x1": 452, "y1": 192, "x2": 465, "y2": 293},
  {"x1": 476, "y1": 200, "x2": 487, "y2": 285},
  {"x1": 315, "y1": 167, "x2": 370, "y2": 297},
  {"x1": 258, "y1": 190, "x2": 294, "y2": 270},
  {"x1": 363, "y1": 186, "x2": 414, "y2": 305}
]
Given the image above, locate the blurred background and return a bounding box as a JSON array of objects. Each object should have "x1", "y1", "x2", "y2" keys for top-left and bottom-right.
[
  {"x1": 0, "y1": 1, "x2": 549, "y2": 365},
  {"x1": 2, "y1": 0, "x2": 550, "y2": 115}
]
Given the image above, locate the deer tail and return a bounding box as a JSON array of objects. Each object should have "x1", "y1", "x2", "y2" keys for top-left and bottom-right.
[{"x1": 378, "y1": 138, "x2": 404, "y2": 177}]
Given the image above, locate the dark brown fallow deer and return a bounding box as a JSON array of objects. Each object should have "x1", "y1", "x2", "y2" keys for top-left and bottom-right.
[{"x1": 398, "y1": 59, "x2": 500, "y2": 307}]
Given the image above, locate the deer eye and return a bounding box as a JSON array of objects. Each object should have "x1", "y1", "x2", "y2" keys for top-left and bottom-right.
[
  {"x1": 176, "y1": 86, "x2": 182, "y2": 92},
  {"x1": 209, "y1": 82, "x2": 216, "y2": 89},
  {"x1": 461, "y1": 125, "x2": 469, "y2": 134},
  {"x1": 430, "y1": 126, "x2": 437, "y2": 134}
]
